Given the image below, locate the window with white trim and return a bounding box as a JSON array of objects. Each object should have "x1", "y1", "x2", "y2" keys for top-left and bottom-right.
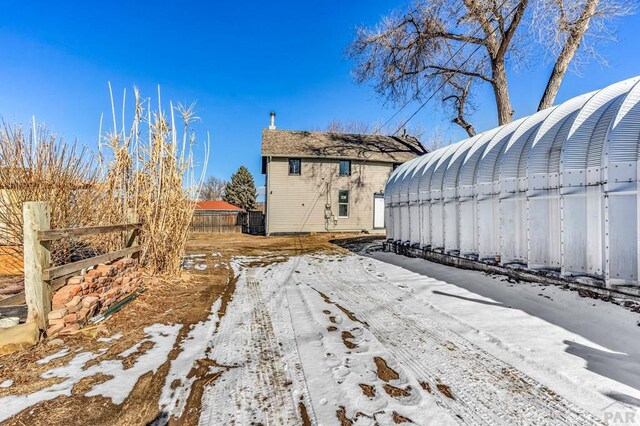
[{"x1": 338, "y1": 190, "x2": 349, "y2": 218}]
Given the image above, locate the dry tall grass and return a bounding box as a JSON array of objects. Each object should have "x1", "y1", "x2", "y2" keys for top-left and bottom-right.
[
  {"x1": 0, "y1": 86, "x2": 209, "y2": 277},
  {"x1": 99, "y1": 86, "x2": 209, "y2": 275},
  {"x1": 0, "y1": 124, "x2": 114, "y2": 268}
]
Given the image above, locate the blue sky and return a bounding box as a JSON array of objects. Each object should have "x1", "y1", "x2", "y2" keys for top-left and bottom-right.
[{"x1": 1, "y1": 1, "x2": 640, "y2": 191}]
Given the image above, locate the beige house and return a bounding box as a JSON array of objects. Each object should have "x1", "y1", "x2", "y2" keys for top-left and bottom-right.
[{"x1": 261, "y1": 122, "x2": 425, "y2": 235}]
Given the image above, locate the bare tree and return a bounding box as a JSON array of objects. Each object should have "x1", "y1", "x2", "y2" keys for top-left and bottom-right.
[
  {"x1": 421, "y1": 126, "x2": 453, "y2": 151},
  {"x1": 324, "y1": 119, "x2": 372, "y2": 134},
  {"x1": 442, "y1": 75, "x2": 477, "y2": 136},
  {"x1": 200, "y1": 176, "x2": 227, "y2": 200},
  {"x1": 348, "y1": 0, "x2": 634, "y2": 133},
  {"x1": 317, "y1": 119, "x2": 427, "y2": 141},
  {"x1": 534, "y1": 0, "x2": 636, "y2": 110}
]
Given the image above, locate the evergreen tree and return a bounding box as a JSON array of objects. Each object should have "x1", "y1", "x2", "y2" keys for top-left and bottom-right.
[{"x1": 223, "y1": 166, "x2": 258, "y2": 211}]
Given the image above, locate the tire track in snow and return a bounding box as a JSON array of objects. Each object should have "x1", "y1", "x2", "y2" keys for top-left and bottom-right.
[
  {"x1": 199, "y1": 261, "x2": 315, "y2": 425},
  {"x1": 304, "y1": 254, "x2": 604, "y2": 425}
]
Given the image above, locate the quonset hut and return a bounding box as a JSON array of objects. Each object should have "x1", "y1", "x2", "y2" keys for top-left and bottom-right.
[{"x1": 385, "y1": 77, "x2": 640, "y2": 287}]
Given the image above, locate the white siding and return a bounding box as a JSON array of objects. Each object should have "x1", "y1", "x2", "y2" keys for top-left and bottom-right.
[{"x1": 265, "y1": 157, "x2": 392, "y2": 234}]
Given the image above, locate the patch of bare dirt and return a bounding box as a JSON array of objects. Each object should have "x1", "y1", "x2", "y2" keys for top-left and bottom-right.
[
  {"x1": 337, "y1": 406, "x2": 353, "y2": 426},
  {"x1": 374, "y1": 356, "x2": 400, "y2": 382},
  {"x1": 359, "y1": 383, "x2": 376, "y2": 398},
  {"x1": 327, "y1": 326, "x2": 338, "y2": 332},
  {"x1": 341, "y1": 331, "x2": 358, "y2": 349},
  {"x1": 299, "y1": 397, "x2": 312, "y2": 426},
  {"x1": 442, "y1": 341, "x2": 458, "y2": 351},
  {"x1": 392, "y1": 411, "x2": 414, "y2": 423},
  {"x1": 437, "y1": 383, "x2": 455, "y2": 399},
  {"x1": 383, "y1": 384, "x2": 411, "y2": 398},
  {"x1": 314, "y1": 288, "x2": 368, "y2": 326},
  {"x1": 419, "y1": 381, "x2": 432, "y2": 393}
]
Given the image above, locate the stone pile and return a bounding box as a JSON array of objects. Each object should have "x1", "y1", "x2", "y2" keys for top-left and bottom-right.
[{"x1": 46, "y1": 257, "x2": 143, "y2": 336}]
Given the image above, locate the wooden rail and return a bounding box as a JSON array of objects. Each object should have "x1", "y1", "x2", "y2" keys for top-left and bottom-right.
[
  {"x1": 38, "y1": 223, "x2": 141, "y2": 241},
  {"x1": 22, "y1": 202, "x2": 140, "y2": 331},
  {"x1": 43, "y1": 246, "x2": 141, "y2": 281}
]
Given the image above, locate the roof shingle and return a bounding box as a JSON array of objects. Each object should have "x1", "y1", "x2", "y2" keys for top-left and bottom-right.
[{"x1": 261, "y1": 129, "x2": 426, "y2": 163}]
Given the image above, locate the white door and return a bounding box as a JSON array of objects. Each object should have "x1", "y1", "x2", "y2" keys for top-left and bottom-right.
[{"x1": 374, "y1": 195, "x2": 385, "y2": 229}]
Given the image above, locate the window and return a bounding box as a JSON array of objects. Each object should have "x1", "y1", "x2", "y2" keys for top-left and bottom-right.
[
  {"x1": 338, "y1": 190, "x2": 349, "y2": 218},
  {"x1": 339, "y1": 160, "x2": 351, "y2": 176},
  {"x1": 289, "y1": 158, "x2": 301, "y2": 175}
]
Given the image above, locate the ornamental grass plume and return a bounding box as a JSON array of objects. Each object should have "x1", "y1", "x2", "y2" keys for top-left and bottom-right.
[
  {"x1": 99, "y1": 84, "x2": 209, "y2": 275},
  {"x1": 0, "y1": 85, "x2": 209, "y2": 277}
]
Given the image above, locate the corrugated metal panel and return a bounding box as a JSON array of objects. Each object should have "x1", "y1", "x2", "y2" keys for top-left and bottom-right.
[
  {"x1": 609, "y1": 80, "x2": 640, "y2": 165},
  {"x1": 459, "y1": 128, "x2": 501, "y2": 187},
  {"x1": 529, "y1": 93, "x2": 594, "y2": 178},
  {"x1": 430, "y1": 142, "x2": 463, "y2": 197},
  {"x1": 385, "y1": 76, "x2": 640, "y2": 286},
  {"x1": 408, "y1": 153, "x2": 435, "y2": 206},
  {"x1": 562, "y1": 78, "x2": 637, "y2": 177},
  {"x1": 443, "y1": 135, "x2": 483, "y2": 191},
  {"x1": 502, "y1": 109, "x2": 553, "y2": 179},
  {"x1": 477, "y1": 118, "x2": 527, "y2": 187}
]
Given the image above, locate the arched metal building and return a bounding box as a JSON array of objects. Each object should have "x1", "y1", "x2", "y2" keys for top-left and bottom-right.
[{"x1": 385, "y1": 77, "x2": 640, "y2": 287}]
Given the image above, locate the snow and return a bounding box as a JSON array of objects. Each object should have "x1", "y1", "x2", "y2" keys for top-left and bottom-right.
[
  {"x1": 0, "y1": 380, "x2": 13, "y2": 388},
  {"x1": 0, "y1": 324, "x2": 180, "y2": 421},
  {"x1": 97, "y1": 332, "x2": 123, "y2": 343},
  {"x1": 85, "y1": 324, "x2": 181, "y2": 403},
  {"x1": 158, "y1": 298, "x2": 222, "y2": 419},
  {"x1": 367, "y1": 249, "x2": 640, "y2": 399},
  {"x1": 35, "y1": 349, "x2": 69, "y2": 365},
  {"x1": 196, "y1": 252, "x2": 640, "y2": 424},
  {"x1": 182, "y1": 254, "x2": 209, "y2": 270},
  {"x1": 2, "y1": 246, "x2": 639, "y2": 423}
]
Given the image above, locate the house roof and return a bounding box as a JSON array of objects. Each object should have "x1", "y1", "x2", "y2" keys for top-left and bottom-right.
[
  {"x1": 195, "y1": 200, "x2": 243, "y2": 211},
  {"x1": 261, "y1": 129, "x2": 426, "y2": 164}
]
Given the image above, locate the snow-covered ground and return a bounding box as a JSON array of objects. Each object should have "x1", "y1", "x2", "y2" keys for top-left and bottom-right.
[
  {"x1": 196, "y1": 251, "x2": 640, "y2": 424},
  {"x1": 2, "y1": 247, "x2": 639, "y2": 424}
]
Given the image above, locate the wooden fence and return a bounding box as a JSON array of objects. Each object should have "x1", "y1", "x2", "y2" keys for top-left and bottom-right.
[
  {"x1": 190, "y1": 210, "x2": 242, "y2": 233},
  {"x1": 23, "y1": 201, "x2": 140, "y2": 331},
  {"x1": 241, "y1": 211, "x2": 265, "y2": 235}
]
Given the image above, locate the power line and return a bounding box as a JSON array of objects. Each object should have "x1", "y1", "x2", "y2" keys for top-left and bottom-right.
[
  {"x1": 392, "y1": 2, "x2": 521, "y2": 136},
  {"x1": 368, "y1": 0, "x2": 516, "y2": 137}
]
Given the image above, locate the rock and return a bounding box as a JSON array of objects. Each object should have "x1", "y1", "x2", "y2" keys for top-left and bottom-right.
[
  {"x1": 0, "y1": 322, "x2": 39, "y2": 355},
  {"x1": 46, "y1": 323, "x2": 65, "y2": 337},
  {"x1": 65, "y1": 295, "x2": 82, "y2": 308},
  {"x1": 82, "y1": 296, "x2": 99, "y2": 308},
  {"x1": 67, "y1": 276, "x2": 83, "y2": 285},
  {"x1": 52, "y1": 289, "x2": 73, "y2": 306},
  {"x1": 46, "y1": 338, "x2": 64, "y2": 347},
  {"x1": 68, "y1": 285, "x2": 83, "y2": 297},
  {"x1": 48, "y1": 309, "x2": 68, "y2": 320},
  {"x1": 66, "y1": 303, "x2": 82, "y2": 314},
  {"x1": 63, "y1": 313, "x2": 78, "y2": 323}
]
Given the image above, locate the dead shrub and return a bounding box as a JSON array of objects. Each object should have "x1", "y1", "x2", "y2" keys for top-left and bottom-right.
[
  {"x1": 0, "y1": 85, "x2": 208, "y2": 277},
  {"x1": 0, "y1": 124, "x2": 116, "y2": 267}
]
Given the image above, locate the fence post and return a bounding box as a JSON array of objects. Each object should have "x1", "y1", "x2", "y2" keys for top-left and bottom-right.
[
  {"x1": 23, "y1": 201, "x2": 51, "y2": 331},
  {"x1": 126, "y1": 208, "x2": 139, "y2": 260},
  {"x1": 126, "y1": 208, "x2": 139, "y2": 246}
]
